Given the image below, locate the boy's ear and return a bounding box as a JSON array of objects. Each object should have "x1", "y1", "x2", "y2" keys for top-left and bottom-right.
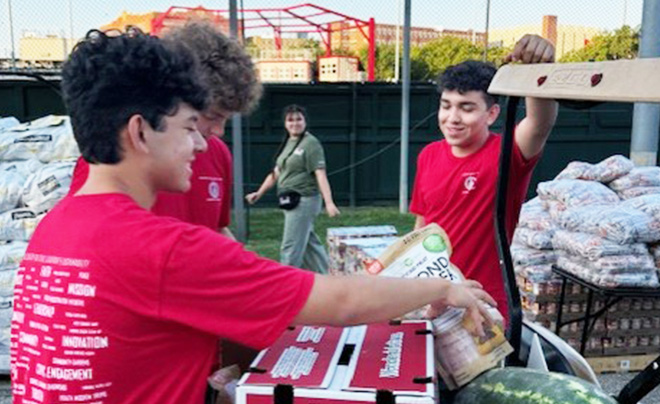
[
  {"x1": 487, "y1": 103, "x2": 501, "y2": 126},
  {"x1": 124, "y1": 115, "x2": 150, "y2": 155}
]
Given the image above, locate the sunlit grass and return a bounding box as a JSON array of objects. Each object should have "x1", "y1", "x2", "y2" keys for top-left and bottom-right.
[{"x1": 238, "y1": 206, "x2": 416, "y2": 261}]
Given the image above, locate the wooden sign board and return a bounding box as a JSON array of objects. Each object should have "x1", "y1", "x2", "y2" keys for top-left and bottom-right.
[{"x1": 488, "y1": 58, "x2": 660, "y2": 103}]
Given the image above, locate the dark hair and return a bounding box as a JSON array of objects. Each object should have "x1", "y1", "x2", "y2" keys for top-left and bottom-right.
[
  {"x1": 164, "y1": 22, "x2": 263, "y2": 114},
  {"x1": 272, "y1": 104, "x2": 308, "y2": 168},
  {"x1": 61, "y1": 29, "x2": 208, "y2": 164},
  {"x1": 437, "y1": 60, "x2": 498, "y2": 107}
]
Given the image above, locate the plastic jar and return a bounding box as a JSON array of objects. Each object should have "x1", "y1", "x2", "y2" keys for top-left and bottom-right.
[{"x1": 433, "y1": 308, "x2": 481, "y2": 375}]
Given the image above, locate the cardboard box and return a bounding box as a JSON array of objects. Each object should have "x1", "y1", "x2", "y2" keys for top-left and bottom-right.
[
  {"x1": 236, "y1": 321, "x2": 436, "y2": 404},
  {"x1": 327, "y1": 226, "x2": 398, "y2": 274},
  {"x1": 339, "y1": 237, "x2": 398, "y2": 276}
]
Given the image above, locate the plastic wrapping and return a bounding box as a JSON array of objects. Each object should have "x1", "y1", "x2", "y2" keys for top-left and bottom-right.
[
  {"x1": 597, "y1": 208, "x2": 660, "y2": 244},
  {"x1": 22, "y1": 161, "x2": 75, "y2": 213},
  {"x1": 649, "y1": 243, "x2": 660, "y2": 268},
  {"x1": 510, "y1": 244, "x2": 557, "y2": 266},
  {"x1": 541, "y1": 199, "x2": 567, "y2": 222},
  {"x1": 432, "y1": 306, "x2": 510, "y2": 390},
  {"x1": 597, "y1": 155, "x2": 636, "y2": 182},
  {"x1": 518, "y1": 198, "x2": 554, "y2": 231},
  {"x1": 513, "y1": 227, "x2": 554, "y2": 250},
  {"x1": 537, "y1": 179, "x2": 620, "y2": 208},
  {"x1": 564, "y1": 251, "x2": 654, "y2": 272},
  {"x1": 554, "y1": 161, "x2": 596, "y2": 181},
  {"x1": 609, "y1": 167, "x2": 660, "y2": 192},
  {"x1": 552, "y1": 230, "x2": 649, "y2": 261},
  {"x1": 554, "y1": 155, "x2": 634, "y2": 183},
  {"x1": 618, "y1": 186, "x2": 660, "y2": 200},
  {"x1": 0, "y1": 269, "x2": 17, "y2": 298},
  {"x1": 0, "y1": 117, "x2": 19, "y2": 132},
  {"x1": 558, "y1": 205, "x2": 660, "y2": 244},
  {"x1": 0, "y1": 115, "x2": 80, "y2": 163},
  {"x1": 0, "y1": 241, "x2": 27, "y2": 271},
  {"x1": 650, "y1": 243, "x2": 660, "y2": 260},
  {"x1": 557, "y1": 254, "x2": 659, "y2": 288},
  {"x1": 515, "y1": 264, "x2": 555, "y2": 283},
  {"x1": 0, "y1": 171, "x2": 25, "y2": 212},
  {"x1": 0, "y1": 296, "x2": 12, "y2": 331},
  {"x1": 326, "y1": 225, "x2": 397, "y2": 274},
  {"x1": 0, "y1": 209, "x2": 43, "y2": 242},
  {"x1": 621, "y1": 194, "x2": 660, "y2": 219},
  {"x1": 336, "y1": 236, "x2": 397, "y2": 275},
  {"x1": 0, "y1": 159, "x2": 43, "y2": 180}
]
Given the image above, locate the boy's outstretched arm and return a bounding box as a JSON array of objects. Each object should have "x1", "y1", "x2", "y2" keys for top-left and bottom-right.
[{"x1": 506, "y1": 34, "x2": 559, "y2": 160}]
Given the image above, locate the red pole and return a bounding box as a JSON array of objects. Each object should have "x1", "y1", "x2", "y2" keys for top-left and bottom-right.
[
  {"x1": 275, "y1": 28, "x2": 282, "y2": 58},
  {"x1": 326, "y1": 27, "x2": 332, "y2": 56},
  {"x1": 368, "y1": 18, "x2": 375, "y2": 82}
]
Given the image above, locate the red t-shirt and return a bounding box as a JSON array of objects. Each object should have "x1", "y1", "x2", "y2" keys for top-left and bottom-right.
[
  {"x1": 410, "y1": 134, "x2": 540, "y2": 322},
  {"x1": 69, "y1": 136, "x2": 233, "y2": 229},
  {"x1": 10, "y1": 194, "x2": 314, "y2": 404}
]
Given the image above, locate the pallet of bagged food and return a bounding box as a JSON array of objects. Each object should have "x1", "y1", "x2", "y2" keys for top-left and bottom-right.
[
  {"x1": 513, "y1": 154, "x2": 660, "y2": 367},
  {"x1": 0, "y1": 115, "x2": 78, "y2": 373}
]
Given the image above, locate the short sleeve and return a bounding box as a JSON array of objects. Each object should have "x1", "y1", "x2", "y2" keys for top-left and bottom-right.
[
  {"x1": 512, "y1": 140, "x2": 541, "y2": 174},
  {"x1": 160, "y1": 227, "x2": 315, "y2": 349},
  {"x1": 305, "y1": 137, "x2": 326, "y2": 172}
]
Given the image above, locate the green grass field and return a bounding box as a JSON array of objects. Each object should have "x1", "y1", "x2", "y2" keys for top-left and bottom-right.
[{"x1": 239, "y1": 207, "x2": 416, "y2": 260}]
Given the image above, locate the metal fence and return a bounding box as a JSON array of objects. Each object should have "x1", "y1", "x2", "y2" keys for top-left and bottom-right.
[
  {"x1": 0, "y1": 77, "x2": 643, "y2": 205},
  {"x1": 0, "y1": 0, "x2": 649, "y2": 208},
  {"x1": 0, "y1": 1, "x2": 644, "y2": 72}
]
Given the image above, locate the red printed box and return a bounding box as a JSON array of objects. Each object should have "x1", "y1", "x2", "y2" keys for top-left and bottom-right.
[{"x1": 236, "y1": 321, "x2": 435, "y2": 404}]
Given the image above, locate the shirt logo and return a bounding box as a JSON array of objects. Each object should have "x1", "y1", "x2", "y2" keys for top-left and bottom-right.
[
  {"x1": 462, "y1": 173, "x2": 478, "y2": 194},
  {"x1": 208, "y1": 181, "x2": 221, "y2": 200},
  {"x1": 294, "y1": 148, "x2": 305, "y2": 156}
]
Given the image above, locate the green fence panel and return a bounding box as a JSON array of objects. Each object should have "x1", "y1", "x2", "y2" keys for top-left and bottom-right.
[{"x1": 1, "y1": 79, "x2": 645, "y2": 205}]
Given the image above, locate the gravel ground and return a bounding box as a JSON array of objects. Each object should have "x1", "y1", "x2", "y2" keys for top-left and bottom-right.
[{"x1": 598, "y1": 372, "x2": 660, "y2": 404}]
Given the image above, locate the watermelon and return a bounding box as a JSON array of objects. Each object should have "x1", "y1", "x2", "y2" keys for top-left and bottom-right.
[{"x1": 453, "y1": 367, "x2": 617, "y2": 404}]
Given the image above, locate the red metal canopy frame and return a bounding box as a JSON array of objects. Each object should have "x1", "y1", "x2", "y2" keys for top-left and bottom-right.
[{"x1": 151, "y1": 3, "x2": 376, "y2": 82}]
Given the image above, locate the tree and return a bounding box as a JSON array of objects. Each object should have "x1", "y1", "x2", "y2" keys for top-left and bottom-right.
[
  {"x1": 485, "y1": 44, "x2": 515, "y2": 67},
  {"x1": 414, "y1": 36, "x2": 483, "y2": 80},
  {"x1": 560, "y1": 25, "x2": 639, "y2": 62},
  {"x1": 358, "y1": 44, "x2": 396, "y2": 81},
  {"x1": 357, "y1": 37, "x2": 513, "y2": 82}
]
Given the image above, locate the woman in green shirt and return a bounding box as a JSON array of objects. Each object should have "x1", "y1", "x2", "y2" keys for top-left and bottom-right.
[{"x1": 246, "y1": 105, "x2": 340, "y2": 273}]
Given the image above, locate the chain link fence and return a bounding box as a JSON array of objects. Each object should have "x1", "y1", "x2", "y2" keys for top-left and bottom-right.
[{"x1": 0, "y1": 0, "x2": 645, "y2": 74}]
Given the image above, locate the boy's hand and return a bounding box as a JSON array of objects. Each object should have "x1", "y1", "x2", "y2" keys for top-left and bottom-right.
[
  {"x1": 428, "y1": 280, "x2": 496, "y2": 337},
  {"x1": 505, "y1": 34, "x2": 555, "y2": 64}
]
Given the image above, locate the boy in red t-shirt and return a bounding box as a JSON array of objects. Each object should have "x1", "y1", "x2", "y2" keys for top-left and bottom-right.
[
  {"x1": 11, "y1": 30, "x2": 495, "y2": 404},
  {"x1": 69, "y1": 22, "x2": 261, "y2": 240},
  {"x1": 411, "y1": 35, "x2": 559, "y2": 324}
]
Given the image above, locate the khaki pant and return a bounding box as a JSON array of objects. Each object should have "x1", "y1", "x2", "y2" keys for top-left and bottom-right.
[{"x1": 280, "y1": 194, "x2": 328, "y2": 274}]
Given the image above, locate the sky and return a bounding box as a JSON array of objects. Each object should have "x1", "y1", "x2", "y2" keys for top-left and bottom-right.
[{"x1": 0, "y1": 0, "x2": 646, "y2": 59}]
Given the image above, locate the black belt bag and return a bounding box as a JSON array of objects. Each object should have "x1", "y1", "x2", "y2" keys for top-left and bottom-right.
[{"x1": 278, "y1": 191, "x2": 301, "y2": 210}]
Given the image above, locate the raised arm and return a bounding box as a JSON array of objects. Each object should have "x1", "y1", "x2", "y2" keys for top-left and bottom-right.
[{"x1": 505, "y1": 34, "x2": 559, "y2": 160}]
